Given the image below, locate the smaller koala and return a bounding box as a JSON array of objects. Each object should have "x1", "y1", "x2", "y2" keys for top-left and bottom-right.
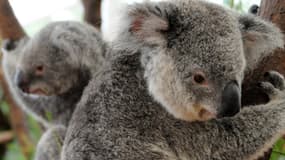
[{"x1": 1, "y1": 21, "x2": 106, "y2": 160}]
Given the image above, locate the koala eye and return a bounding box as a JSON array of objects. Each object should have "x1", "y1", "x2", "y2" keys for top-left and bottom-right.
[
  {"x1": 193, "y1": 72, "x2": 207, "y2": 85},
  {"x1": 35, "y1": 65, "x2": 44, "y2": 75}
]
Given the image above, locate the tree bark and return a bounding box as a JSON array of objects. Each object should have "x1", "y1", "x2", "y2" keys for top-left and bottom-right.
[
  {"x1": 0, "y1": 0, "x2": 25, "y2": 39},
  {"x1": 81, "y1": 0, "x2": 102, "y2": 29},
  {"x1": 0, "y1": 0, "x2": 34, "y2": 159}
]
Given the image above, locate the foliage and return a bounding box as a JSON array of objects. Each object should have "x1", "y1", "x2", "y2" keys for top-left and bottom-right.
[
  {"x1": 0, "y1": 100, "x2": 42, "y2": 160},
  {"x1": 270, "y1": 139, "x2": 285, "y2": 160},
  {"x1": 223, "y1": 0, "x2": 244, "y2": 12}
]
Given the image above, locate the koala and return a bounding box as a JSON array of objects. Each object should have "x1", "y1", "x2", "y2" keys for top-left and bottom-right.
[
  {"x1": 1, "y1": 21, "x2": 106, "y2": 160},
  {"x1": 62, "y1": 0, "x2": 285, "y2": 160}
]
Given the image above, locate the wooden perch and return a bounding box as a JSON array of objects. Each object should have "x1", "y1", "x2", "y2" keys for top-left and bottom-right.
[
  {"x1": 0, "y1": 0, "x2": 25, "y2": 39},
  {"x1": 0, "y1": 131, "x2": 13, "y2": 144},
  {"x1": 0, "y1": 0, "x2": 33, "y2": 159},
  {"x1": 82, "y1": 0, "x2": 102, "y2": 29}
]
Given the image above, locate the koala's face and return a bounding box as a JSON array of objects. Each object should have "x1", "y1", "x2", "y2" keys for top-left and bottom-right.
[
  {"x1": 15, "y1": 36, "x2": 80, "y2": 96},
  {"x1": 118, "y1": 1, "x2": 252, "y2": 121},
  {"x1": 151, "y1": 2, "x2": 245, "y2": 121}
]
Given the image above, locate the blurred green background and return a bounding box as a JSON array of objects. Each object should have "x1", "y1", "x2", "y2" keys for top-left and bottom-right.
[{"x1": 2, "y1": 0, "x2": 285, "y2": 160}]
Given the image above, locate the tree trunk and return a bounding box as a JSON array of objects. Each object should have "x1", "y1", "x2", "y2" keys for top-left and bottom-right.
[
  {"x1": 81, "y1": 0, "x2": 102, "y2": 29},
  {"x1": 0, "y1": 0, "x2": 25, "y2": 39},
  {"x1": 0, "y1": 0, "x2": 34, "y2": 159}
]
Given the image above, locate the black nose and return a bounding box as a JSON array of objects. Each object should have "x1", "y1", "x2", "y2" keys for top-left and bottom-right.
[
  {"x1": 15, "y1": 70, "x2": 30, "y2": 93},
  {"x1": 218, "y1": 81, "x2": 241, "y2": 118}
]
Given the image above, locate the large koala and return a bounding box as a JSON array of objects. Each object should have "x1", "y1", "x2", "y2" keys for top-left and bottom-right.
[
  {"x1": 1, "y1": 21, "x2": 106, "y2": 160},
  {"x1": 62, "y1": 0, "x2": 285, "y2": 160}
]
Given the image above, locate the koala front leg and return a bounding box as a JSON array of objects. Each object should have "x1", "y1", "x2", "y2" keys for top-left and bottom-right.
[
  {"x1": 35, "y1": 125, "x2": 66, "y2": 160},
  {"x1": 215, "y1": 103, "x2": 285, "y2": 160},
  {"x1": 167, "y1": 100, "x2": 285, "y2": 160}
]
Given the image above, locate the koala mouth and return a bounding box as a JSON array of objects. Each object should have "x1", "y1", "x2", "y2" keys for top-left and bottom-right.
[
  {"x1": 198, "y1": 108, "x2": 216, "y2": 120},
  {"x1": 174, "y1": 103, "x2": 216, "y2": 122},
  {"x1": 29, "y1": 88, "x2": 48, "y2": 95},
  {"x1": 193, "y1": 104, "x2": 217, "y2": 121},
  {"x1": 28, "y1": 84, "x2": 49, "y2": 96}
]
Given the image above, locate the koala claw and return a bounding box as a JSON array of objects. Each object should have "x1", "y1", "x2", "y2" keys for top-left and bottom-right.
[
  {"x1": 259, "y1": 71, "x2": 285, "y2": 100},
  {"x1": 264, "y1": 70, "x2": 285, "y2": 91}
]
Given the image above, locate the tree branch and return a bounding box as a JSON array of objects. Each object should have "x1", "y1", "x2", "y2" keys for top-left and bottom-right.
[
  {"x1": 81, "y1": 0, "x2": 102, "y2": 29},
  {"x1": 0, "y1": 0, "x2": 25, "y2": 39},
  {"x1": 0, "y1": 0, "x2": 33, "y2": 159}
]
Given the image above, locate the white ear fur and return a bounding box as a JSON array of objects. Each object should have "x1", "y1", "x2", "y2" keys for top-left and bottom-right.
[
  {"x1": 128, "y1": 6, "x2": 169, "y2": 45},
  {"x1": 109, "y1": 2, "x2": 170, "y2": 50},
  {"x1": 101, "y1": 0, "x2": 128, "y2": 42},
  {"x1": 101, "y1": 0, "x2": 170, "y2": 43}
]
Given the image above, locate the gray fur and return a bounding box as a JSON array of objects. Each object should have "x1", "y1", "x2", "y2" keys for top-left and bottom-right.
[
  {"x1": 35, "y1": 125, "x2": 66, "y2": 160},
  {"x1": 1, "y1": 21, "x2": 106, "y2": 159},
  {"x1": 238, "y1": 14, "x2": 283, "y2": 73},
  {"x1": 62, "y1": 1, "x2": 285, "y2": 160},
  {"x1": 2, "y1": 21, "x2": 106, "y2": 127}
]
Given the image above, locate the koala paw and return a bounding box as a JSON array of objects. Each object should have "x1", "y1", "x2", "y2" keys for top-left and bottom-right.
[{"x1": 258, "y1": 70, "x2": 285, "y2": 100}]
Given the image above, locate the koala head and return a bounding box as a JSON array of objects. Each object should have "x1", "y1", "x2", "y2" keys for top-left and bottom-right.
[
  {"x1": 112, "y1": 0, "x2": 283, "y2": 121},
  {"x1": 6, "y1": 22, "x2": 92, "y2": 96}
]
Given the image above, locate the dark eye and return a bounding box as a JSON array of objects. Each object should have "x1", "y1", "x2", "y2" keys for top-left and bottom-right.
[
  {"x1": 35, "y1": 65, "x2": 44, "y2": 75},
  {"x1": 193, "y1": 73, "x2": 206, "y2": 84}
]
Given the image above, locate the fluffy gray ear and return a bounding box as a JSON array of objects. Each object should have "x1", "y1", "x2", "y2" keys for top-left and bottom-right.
[
  {"x1": 239, "y1": 14, "x2": 284, "y2": 70},
  {"x1": 113, "y1": 3, "x2": 170, "y2": 49}
]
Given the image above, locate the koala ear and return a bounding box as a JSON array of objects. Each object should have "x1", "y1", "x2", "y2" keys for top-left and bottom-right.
[
  {"x1": 239, "y1": 15, "x2": 284, "y2": 70},
  {"x1": 113, "y1": 3, "x2": 170, "y2": 48}
]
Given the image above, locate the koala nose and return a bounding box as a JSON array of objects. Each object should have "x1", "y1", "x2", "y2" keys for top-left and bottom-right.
[
  {"x1": 218, "y1": 81, "x2": 241, "y2": 118},
  {"x1": 15, "y1": 70, "x2": 30, "y2": 93}
]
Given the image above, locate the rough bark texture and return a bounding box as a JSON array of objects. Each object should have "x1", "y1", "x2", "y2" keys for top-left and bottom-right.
[
  {"x1": 0, "y1": 0, "x2": 34, "y2": 159},
  {"x1": 0, "y1": 0, "x2": 25, "y2": 39},
  {"x1": 82, "y1": 0, "x2": 102, "y2": 29}
]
